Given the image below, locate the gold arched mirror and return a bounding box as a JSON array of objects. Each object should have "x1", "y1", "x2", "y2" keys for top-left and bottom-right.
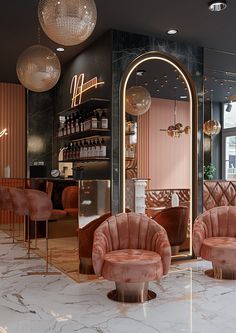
[{"x1": 120, "y1": 52, "x2": 198, "y2": 259}]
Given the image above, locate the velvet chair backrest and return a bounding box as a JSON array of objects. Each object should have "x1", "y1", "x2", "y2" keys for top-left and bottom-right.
[
  {"x1": 94, "y1": 212, "x2": 168, "y2": 252},
  {"x1": 25, "y1": 189, "x2": 52, "y2": 221},
  {"x1": 8, "y1": 187, "x2": 29, "y2": 216},
  {"x1": 0, "y1": 186, "x2": 13, "y2": 211},
  {"x1": 152, "y1": 206, "x2": 188, "y2": 246},
  {"x1": 194, "y1": 206, "x2": 236, "y2": 238},
  {"x1": 61, "y1": 186, "x2": 78, "y2": 209}
]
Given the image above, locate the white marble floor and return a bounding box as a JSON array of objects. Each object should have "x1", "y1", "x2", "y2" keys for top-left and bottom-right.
[{"x1": 0, "y1": 231, "x2": 236, "y2": 333}]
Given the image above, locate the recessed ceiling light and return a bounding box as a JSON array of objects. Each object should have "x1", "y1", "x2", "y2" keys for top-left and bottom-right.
[
  {"x1": 208, "y1": 1, "x2": 227, "y2": 12},
  {"x1": 136, "y1": 69, "x2": 146, "y2": 76},
  {"x1": 167, "y1": 29, "x2": 178, "y2": 35},
  {"x1": 56, "y1": 47, "x2": 64, "y2": 52},
  {"x1": 180, "y1": 96, "x2": 188, "y2": 99}
]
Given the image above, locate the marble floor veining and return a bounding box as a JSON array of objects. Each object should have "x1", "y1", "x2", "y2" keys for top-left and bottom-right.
[{"x1": 0, "y1": 231, "x2": 236, "y2": 333}]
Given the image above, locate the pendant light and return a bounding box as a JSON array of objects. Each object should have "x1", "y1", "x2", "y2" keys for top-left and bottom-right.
[
  {"x1": 16, "y1": 44, "x2": 61, "y2": 93},
  {"x1": 203, "y1": 93, "x2": 221, "y2": 136},
  {"x1": 125, "y1": 86, "x2": 151, "y2": 116},
  {"x1": 38, "y1": 0, "x2": 97, "y2": 46}
]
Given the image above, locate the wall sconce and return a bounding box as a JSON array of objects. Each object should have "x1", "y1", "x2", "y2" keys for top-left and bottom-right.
[{"x1": 0, "y1": 128, "x2": 8, "y2": 138}]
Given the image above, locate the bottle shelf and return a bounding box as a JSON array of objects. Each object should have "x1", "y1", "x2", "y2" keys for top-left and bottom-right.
[
  {"x1": 58, "y1": 98, "x2": 110, "y2": 116},
  {"x1": 58, "y1": 129, "x2": 111, "y2": 141},
  {"x1": 59, "y1": 157, "x2": 110, "y2": 163}
]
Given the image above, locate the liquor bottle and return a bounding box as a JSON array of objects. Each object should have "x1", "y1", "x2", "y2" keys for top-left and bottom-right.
[
  {"x1": 91, "y1": 110, "x2": 98, "y2": 129},
  {"x1": 83, "y1": 140, "x2": 88, "y2": 158},
  {"x1": 95, "y1": 109, "x2": 101, "y2": 129},
  {"x1": 101, "y1": 109, "x2": 108, "y2": 129},
  {"x1": 67, "y1": 115, "x2": 71, "y2": 135},
  {"x1": 99, "y1": 137, "x2": 106, "y2": 157},
  {"x1": 75, "y1": 111, "x2": 80, "y2": 133},
  {"x1": 76, "y1": 141, "x2": 80, "y2": 159},
  {"x1": 71, "y1": 113, "x2": 76, "y2": 134},
  {"x1": 63, "y1": 144, "x2": 68, "y2": 161},
  {"x1": 64, "y1": 116, "x2": 68, "y2": 136},
  {"x1": 91, "y1": 139, "x2": 96, "y2": 157},
  {"x1": 95, "y1": 138, "x2": 100, "y2": 157},
  {"x1": 80, "y1": 140, "x2": 84, "y2": 158}
]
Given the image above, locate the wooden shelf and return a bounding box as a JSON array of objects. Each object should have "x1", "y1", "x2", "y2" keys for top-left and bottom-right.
[
  {"x1": 59, "y1": 158, "x2": 110, "y2": 163},
  {"x1": 58, "y1": 98, "x2": 110, "y2": 116},
  {"x1": 58, "y1": 129, "x2": 111, "y2": 141}
]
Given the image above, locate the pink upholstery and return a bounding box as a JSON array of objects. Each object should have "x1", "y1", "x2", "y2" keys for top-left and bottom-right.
[
  {"x1": 193, "y1": 206, "x2": 236, "y2": 257},
  {"x1": 200, "y1": 237, "x2": 236, "y2": 267},
  {"x1": 25, "y1": 189, "x2": 52, "y2": 221},
  {"x1": 102, "y1": 249, "x2": 163, "y2": 282},
  {"x1": 92, "y1": 213, "x2": 171, "y2": 282},
  {"x1": 193, "y1": 206, "x2": 236, "y2": 278},
  {"x1": 0, "y1": 186, "x2": 13, "y2": 211},
  {"x1": 9, "y1": 187, "x2": 29, "y2": 216},
  {"x1": 62, "y1": 186, "x2": 79, "y2": 219}
]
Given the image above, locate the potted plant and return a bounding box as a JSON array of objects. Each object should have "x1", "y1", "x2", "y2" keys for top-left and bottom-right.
[{"x1": 204, "y1": 163, "x2": 216, "y2": 180}]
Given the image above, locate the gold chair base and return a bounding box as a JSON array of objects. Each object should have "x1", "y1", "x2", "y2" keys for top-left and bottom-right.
[
  {"x1": 107, "y1": 282, "x2": 156, "y2": 303},
  {"x1": 79, "y1": 257, "x2": 95, "y2": 274},
  {"x1": 205, "y1": 265, "x2": 236, "y2": 280}
]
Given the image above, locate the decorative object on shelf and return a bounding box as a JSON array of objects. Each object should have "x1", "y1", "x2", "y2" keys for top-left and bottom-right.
[
  {"x1": 160, "y1": 100, "x2": 190, "y2": 138},
  {"x1": 125, "y1": 86, "x2": 151, "y2": 116},
  {"x1": 16, "y1": 44, "x2": 61, "y2": 92},
  {"x1": 203, "y1": 93, "x2": 221, "y2": 136},
  {"x1": 204, "y1": 163, "x2": 216, "y2": 180},
  {"x1": 0, "y1": 128, "x2": 7, "y2": 138},
  {"x1": 38, "y1": 0, "x2": 97, "y2": 46}
]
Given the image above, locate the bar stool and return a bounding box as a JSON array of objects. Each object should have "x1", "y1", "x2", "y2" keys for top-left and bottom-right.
[
  {"x1": 8, "y1": 187, "x2": 32, "y2": 257},
  {"x1": 0, "y1": 186, "x2": 17, "y2": 244},
  {"x1": 25, "y1": 189, "x2": 60, "y2": 275}
]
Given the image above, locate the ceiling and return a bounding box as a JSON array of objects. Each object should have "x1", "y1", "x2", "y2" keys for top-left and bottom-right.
[{"x1": 1, "y1": 0, "x2": 236, "y2": 96}]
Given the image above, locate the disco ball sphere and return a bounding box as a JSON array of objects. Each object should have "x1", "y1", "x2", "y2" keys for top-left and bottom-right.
[
  {"x1": 16, "y1": 45, "x2": 61, "y2": 92},
  {"x1": 38, "y1": 0, "x2": 97, "y2": 46},
  {"x1": 126, "y1": 86, "x2": 151, "y2": 116},
  {"x1": 203, "y1": 120, "x2": 221, "y2": 136}
]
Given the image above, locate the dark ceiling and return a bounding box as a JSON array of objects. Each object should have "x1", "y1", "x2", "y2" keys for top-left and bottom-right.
[{"x1": 1, "y1": 0, "x2": 236, "y2": 101}]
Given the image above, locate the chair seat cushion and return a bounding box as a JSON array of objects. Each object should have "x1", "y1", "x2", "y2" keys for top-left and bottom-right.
[
  {"x1": 49, "y1": 209, "x2": 67, "y2": 220},
  {"x1": 201, "y1": 237, "x2": 236, "y2": 266},
  {"x1": 64, "y1": 208, "x2": 78, "y2": 219},
  {"x1": 102, "y1": 249, "x2": 163, "y2": 283}
]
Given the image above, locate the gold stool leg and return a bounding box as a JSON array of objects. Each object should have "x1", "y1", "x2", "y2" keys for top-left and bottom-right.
[{"x1": 27, "y1": 219, "x2": 60, "y2": 276}]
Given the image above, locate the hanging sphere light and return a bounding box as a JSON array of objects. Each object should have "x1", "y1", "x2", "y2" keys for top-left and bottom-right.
[
  {"x1": 203, "y1": 120, "x2": 221, "y2": 136},
  {"x1": 38, "y1": 0, "x2": 97, "y2": 46},
  {"x1": 16, "y1": 44, "x2": 61, "y2": 92},
  {"x1": 126, "y1": 86, "x2": 151, "y2": 116}
]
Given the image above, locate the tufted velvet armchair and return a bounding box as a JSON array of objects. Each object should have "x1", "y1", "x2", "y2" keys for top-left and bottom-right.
[
  {"x1": 92, "y1": 212, "x2": 171, "y2": 302},
  {"x1": 193, "y1": 206, "x2": 236, "y2": 279}
]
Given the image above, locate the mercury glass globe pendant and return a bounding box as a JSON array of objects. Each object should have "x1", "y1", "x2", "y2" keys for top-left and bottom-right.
[
  {"x1": 38, "y1": 0, "x2": 97, "y2": 46},
  {"x1": 203, "y1": 95, "x2": 221, "y2": 136},
  {"x1": 126, "y1": 86, "x2": 151, "y2": 116},
  {"x1": 16, "y1": 44, "x2": 61, "y2": 92}
]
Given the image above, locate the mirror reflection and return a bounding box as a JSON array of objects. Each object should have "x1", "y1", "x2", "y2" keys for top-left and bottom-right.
[{"x1": 124, "y1": 57, "x2": 192, "y2": 257}]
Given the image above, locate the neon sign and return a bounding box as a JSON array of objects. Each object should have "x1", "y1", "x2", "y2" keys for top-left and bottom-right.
[
  {"x1": 70, "y1": 73, "x2": 105, "y2": 107},
  {"x1": 0, "y1": 128, "x2": 7, "y2": 138}
]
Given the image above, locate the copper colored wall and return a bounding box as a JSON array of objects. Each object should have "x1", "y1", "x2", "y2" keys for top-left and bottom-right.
[{"x1": 0, "y1": 83, "x2": 26, "y2": 178}]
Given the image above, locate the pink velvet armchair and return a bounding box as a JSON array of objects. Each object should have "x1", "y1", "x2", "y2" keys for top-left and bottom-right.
[
  {"x1": 92, "y1": 212, "x2": 171, "y2": 303},
  {"x1": 193, "y1": 206, "x2": 236, "y2": 279}
]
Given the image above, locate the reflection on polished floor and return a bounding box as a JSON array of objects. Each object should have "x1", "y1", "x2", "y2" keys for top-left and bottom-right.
[{"x1": 0, "y1": 231, "x2": 236, "y2": 333}]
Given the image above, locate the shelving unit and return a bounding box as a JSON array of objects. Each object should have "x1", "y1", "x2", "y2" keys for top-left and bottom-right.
[{"x1": 57, "y1": 98, "x2": 111, "y2": 180}]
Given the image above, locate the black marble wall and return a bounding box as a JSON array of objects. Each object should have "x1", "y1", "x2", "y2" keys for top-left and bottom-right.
[
  {"x1": 27, "y1": 89, "x2": 55, "y2": 177},
  {"x1": 203, "y1": 101, "x2": 222, "y2": 179},
  {"x1": 111, "y1": 30, "x2": 204, "y2": 214}
]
